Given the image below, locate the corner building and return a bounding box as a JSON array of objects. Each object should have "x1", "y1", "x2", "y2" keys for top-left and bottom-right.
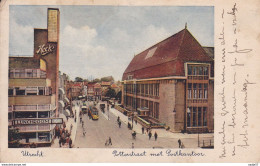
[
  {"x1": 121, "y1": 28, "x2": 214, "y2": 133},
  {"x1": 8, "y1": 8, "x2": 60, "y2": 147}
]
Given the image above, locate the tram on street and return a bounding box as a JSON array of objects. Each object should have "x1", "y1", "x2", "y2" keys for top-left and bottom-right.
[{"x1": 89, "y1": 106, "x2": 99, "y2": 120}]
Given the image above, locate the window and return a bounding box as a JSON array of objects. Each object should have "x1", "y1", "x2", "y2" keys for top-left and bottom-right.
[
  {"x1": 128, "y1": 75, "x2": 133, "y2": 80},
  {"x1": 188, "y1": 65, "x2": 192, "y2": 75},
  {"x1": 204, "y1": 67, "x2": 208, "y2": 76},
  {"x1": 193, "y1": 84, "x2": 197, "y2": 99},
  {"x1": 15, "y1": 87, "x2": 25, "y2": 95},
  {"x1": 154, "y1": 102, "x2": 159, "y2": 119},
  {"x1": 39, "y1": 87, "x2": 44, "y2": 95},
  {"x1": 38, "y1": 111, "x2": 49, "y2": 118},
  {"x1": 199, "y1": 84, "x2": 203, "y2": 99},
  {"x1": 203, "y1": 107, "x2": 207, "y2": 126},
  {"x1": 187, "y1": 107, "x2": 191, "y2": 127},
  {"x1": 192, "y1": 107, "x2": 197, "y2": 127},
  {"x1": 204, "y1": 84, "x2": 208, "y2": 99},
  {"x1": 188, "y1": 84, "x2": 192, "y2": 99},
  {"x1": 198, "y1": 107, "x2": 202, "y2": 126},
  {"x1": 26, "y1": 87, "x2": 37, "y2": 95},
  {"x1": 193, "y1": 66, "x2": 198, "y2": 75},
  {"x1": 8, "y1": 88, "x2": 14, "y2": 96}
]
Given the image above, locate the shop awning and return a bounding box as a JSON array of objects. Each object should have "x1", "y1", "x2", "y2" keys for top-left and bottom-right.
[
  {"x1": 64, "y1": 97, "x2": 70, "y2": 103},
  {"x1": 59, "y1": 88, "x2": 65, "y2": 95},
  {"x1": 64, "y1": 109, "x2": 70, "y2": 117},
  {"x1": 59, "y1": 113, "x2": 66, "y2": 122},
  {"x1": 58, "y1": 100, "x2": 65, "y2": 108}
]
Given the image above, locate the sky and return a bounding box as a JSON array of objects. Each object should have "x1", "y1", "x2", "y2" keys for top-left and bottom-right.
[{"x1": 9, "y1": 5, "x2": 214, "y2": 81}]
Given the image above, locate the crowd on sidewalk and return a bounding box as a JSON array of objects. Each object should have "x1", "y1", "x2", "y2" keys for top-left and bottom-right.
[{"x1": 55, "y1": 122, "x2": 73, "y2": 148}]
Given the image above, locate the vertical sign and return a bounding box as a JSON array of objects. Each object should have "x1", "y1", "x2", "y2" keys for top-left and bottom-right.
[{"x1": 48, "y1": 9, "x2": 59, "y2": 42}]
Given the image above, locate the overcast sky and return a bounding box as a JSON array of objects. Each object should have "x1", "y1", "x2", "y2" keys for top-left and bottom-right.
[{"x1": 9, "y1": 6, "x2": 214, "y2": 81}]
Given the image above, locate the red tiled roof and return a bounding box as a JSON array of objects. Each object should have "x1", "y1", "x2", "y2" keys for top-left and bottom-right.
[
  {"x1": 111, "y1": 83, "x2": 118, "y2": 88},
  {"x1": 101, "y1": 81, "x2": 111, "y2": 86},
  {"x1": 122, "y1": 28, "x2": 213, "y2": 80},
  {"x1": 72, "y1": 83, "x2": 82, "y2": 87}
]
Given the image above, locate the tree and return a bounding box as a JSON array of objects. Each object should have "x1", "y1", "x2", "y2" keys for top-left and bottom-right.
[
  {"x1": 105, "y1": 87, "x2": 116, "y2": 98},
  {"x1": 101, "y1": 76, "x2": 114, "y2": 82},
  {"x1": 92, "y1": 78, "x2": 100, "y2": 83},
  {"x1": 8, "y1": 128, "x2": 21, "y2": 148},
  {"x1": 115, "y1": 91, "x2": 122, "y2": 103},
  {"x1": 75, "y1": 77, "x2": 83, "y2": 82}
]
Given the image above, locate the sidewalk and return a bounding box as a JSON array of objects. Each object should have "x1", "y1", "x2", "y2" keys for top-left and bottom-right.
[
  {"x1": 51, "y1": 101, "x2": 80, "y2": 148},
  {"x1": 103, "y1": 102, "x2": 213, "y2": 140}
]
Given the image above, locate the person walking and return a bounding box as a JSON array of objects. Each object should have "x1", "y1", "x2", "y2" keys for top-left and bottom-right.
[
  {"x1": 108, "y1": 137, "x2": 112, "y2": 145},
  {"x1": 59, "y1": 138, "x2": 62, "y2": 147},
  {"x1": 178, "y1": 139, "x2": 182, "y2": 148},
  {"x1": 69, "y1": 138, "x2": 72, "y2": 148},
  {"x1": 118, "y1": 121, "x2": 121, "y2": 128},
  {"x1": 142, "y1": 127, "x2": 144, "y2": 134},
  {"x1": 117, "y1": 116, "x2": 120, "y2": 123},
  {"x1": 148, "y1": 131, "x2": 152, "y2": 140},
  {"x1": 154, "y1": 132, "x2": 158, "y2": 141}
]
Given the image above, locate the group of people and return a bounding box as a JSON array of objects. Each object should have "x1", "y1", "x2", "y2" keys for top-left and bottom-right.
[
  {"x1": 141, "y1": 126, "x2": 158, "y2": 141},
  {"x1": 55, "y1": 122, "x2": 73, "y2": 148}
]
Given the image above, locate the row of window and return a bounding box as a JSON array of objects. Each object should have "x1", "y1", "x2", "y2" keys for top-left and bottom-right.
[
  {"x1": 8, "y1": 111, "x2": 50, "y2": 119},
  {"x1": 187, "y1": 107, "x2": 207, "y2": 127},
  {"x1": 187, "y1": 83, "x2": 208, "y2": 99},
  {"x1": 188, "y1": 65, "x2": 209, "y2": 76},
  {"x1": 125, "y1": 96, "x2": 160, "y2": 119},
  {"x1": 9, "y1": 69, "x2": 46, "y2": 78},
  {"x1": 8, "y1": 87, "x2": 52, "y2": 96},
  {"x1": 125, "y1": 83, "x2": 160, "y2": 97}
]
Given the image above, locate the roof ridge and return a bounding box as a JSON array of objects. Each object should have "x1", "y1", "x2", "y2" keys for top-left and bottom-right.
[
  {"x1": 132, "y1": 28, "x2": 187, "y2": 59},
  {"x1": 176, "y1": 29, "x2": 187, "y2": 60}
]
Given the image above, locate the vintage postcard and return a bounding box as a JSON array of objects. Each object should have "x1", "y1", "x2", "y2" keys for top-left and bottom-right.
[{"x1": 0, "y1": 0, "x2": 260, "y2": 163}]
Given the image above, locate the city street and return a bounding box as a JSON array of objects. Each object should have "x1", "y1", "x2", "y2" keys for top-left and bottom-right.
[{"x1": 74, "y1": 101, "x2": 214, "y2": 149}]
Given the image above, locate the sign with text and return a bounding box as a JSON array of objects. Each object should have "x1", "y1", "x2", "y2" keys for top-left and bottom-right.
[
  {"x1": 12, "y1": 118, "x2": 63, "y2": 125},
  {"x1": 36, "y1": 44, "x2": 56, "y2": 56}
]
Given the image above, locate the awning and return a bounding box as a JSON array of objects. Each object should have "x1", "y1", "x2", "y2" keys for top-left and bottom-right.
[
  {"x1": 64, "y1": 97, "x2": 70, "y2": 103},
  {"x1": 59, "y1": 88, "x2": 65, "y2": 95},
  {"x1": 58, "y1": 100, "x2": 65, "y2": 108},
  {"x1": 64, "y1": 109, "x2": 70, "y2": 116},
  {"x1": 59, "y1": 113, "x2": 67, "y2": 122}
]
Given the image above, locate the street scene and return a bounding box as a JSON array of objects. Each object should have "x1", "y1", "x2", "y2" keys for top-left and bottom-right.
[
  {"x1": 51, "y1": 100, "x2": 213, "y2": 149},
  {"x1": 8, "y1": 6, "x2": 214, "y2": 149}
]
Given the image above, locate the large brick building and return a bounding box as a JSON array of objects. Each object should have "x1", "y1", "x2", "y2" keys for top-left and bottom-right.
[{"x1": 121, "y1": 27, "x2": 214, "y2": 133}]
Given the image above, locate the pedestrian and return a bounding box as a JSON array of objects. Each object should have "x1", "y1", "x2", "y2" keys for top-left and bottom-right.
[
  {"x1": 59, "y1": 138, "x2": 62, "y2": 147},
  {"x1": 146, "y1": 128, "x2": 149, "y2": 134},
  {"x1": 80, "y1": 117, "x2": 82, "y2": 123},
  {"x1": 108, "y1": 137, "x2": 112, "y2": 145},
  {"x1": 132, "y1": 143, "x2": 134, "y2": 149},
  {"x1": 135, "y1": 119, "x2": 137, "y2": 125},
  {"x1": 70, "y1": 124, "x2": 73, "y2": 131},
  {"x1": 119, "y1": 121, "x2": 121, "y2": 128},
  {"x1": 148, "y1": 131, "x2": 152, "y2": 140},
  {"x1": 117, "y1": 116, "x2": 120, "y2": 123},
  {"x1": 82, "y1": 121, "x2": 84, "y2": 127},
  {"x1": 154, "y1": 132, "x2": 158, "y2": 141},
  {"x1": 69, "y1": 138, "x2": 72, "y2": 148},
  {"x1": 63, "y1": 122, "x2": 66, "y2": 129},
  {"x1": 178, "y1": 139, "x2": 182, "y2": 148},
  {"x1": 142, "y1": 127, "x2": 144, "y2": 134},
  {"x1": 74, "y1": 117, "x2": 77, "y2": 122},
  {"x1": 181, "y1": 142, "x2": 185, "y2": 149},
  {"x1": 66, "y1": 116, "x2": 69, "y2": 121}
]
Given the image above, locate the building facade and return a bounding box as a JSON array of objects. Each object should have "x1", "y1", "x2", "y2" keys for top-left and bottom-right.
[
  {"x1": 8, "y1": 8, "x2": 61, "y2": 147},
  {"x1": 121, "y1": 28, "x2": 214, "y2": 133}
]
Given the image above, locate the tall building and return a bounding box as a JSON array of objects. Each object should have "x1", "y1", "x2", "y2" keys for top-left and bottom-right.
[
  {"x1": 8, "y1": 8, "x2": 61, "y2": 147},
  {"x1": 121, "y1": 28, "x2": 214, "y2": 133}
]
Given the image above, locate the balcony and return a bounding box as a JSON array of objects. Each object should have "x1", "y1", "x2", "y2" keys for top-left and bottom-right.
[
  {"x1": 16, "y1": 124, "x2": 50, "y2": 132},
  {"x1": 8, "y1": 104, "x2": 55, "y2": 112},
  {"x1": 9, "y1": 69, "x2": 46, "y2": 79}
]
